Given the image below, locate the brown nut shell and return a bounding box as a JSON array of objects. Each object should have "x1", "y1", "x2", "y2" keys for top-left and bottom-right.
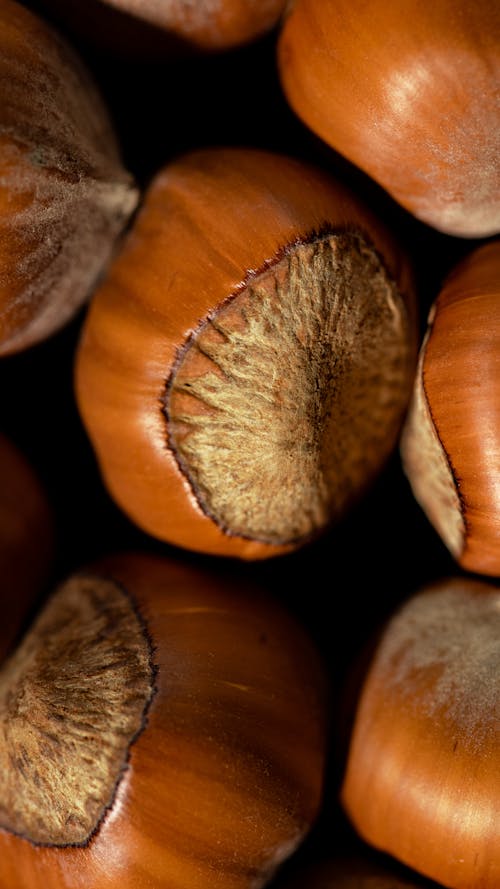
[
  {"x1": 278, "y1": 0, "x2": 500, "y2": 237},
  {"x1": 0, "y1": 432, "x2": 53, "y2": 661},
  {"x1": 401, "y1": 239, "x2": 500, "y2": 576},
  {"x1": 99, "y1": 0, "x2": 287, "y2": 51},
  {"x1": 36, "y1": 0, "x2": 287, "y2": 56},
  {"x1": 0, "y1": 0, "x2": 138, "y2": 356},
  {"x1": 0, "y1": 550, "x2": 328, "y2": 888},
  {"x1": 341, "y1": 576, "x2": 500, "y2": 889},
  {"x1": 75, "y1": 147, "x2": 417, "y2": 560}
]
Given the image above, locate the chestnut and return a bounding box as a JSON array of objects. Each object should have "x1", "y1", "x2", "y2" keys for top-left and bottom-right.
[
  {"x1": 75, "y1": 146, "x2": 417, "y2": 560},
  {"x1": 0, "y1": 551, "x2": 327, "y2": 887},
  {"x1": 0, "y1": 432, "x2": 53, "y2": 660},
  {"x1": 341, "y1": 576, "x2": 500, "y2": 889},
  {"x1": 0, "y1": 0, "x2": 138, "y2": 356},
  {"x1": 277, "y1": 0, "x2": 500, "y2": 237},
  {"x1": 401, "y1": 239, "x2": 500, "y2": 577}
]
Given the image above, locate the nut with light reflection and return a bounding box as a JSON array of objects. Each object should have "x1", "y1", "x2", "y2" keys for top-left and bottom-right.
[
  {"x1": 278, "y1": 0, "x2": 500, "y2": 236},
  {"x1": 0, "y1": 552, "x2": 328, "y2": 889},
  {"x1": 342, "y1": 576, "x2": 500, "y2": 889},
  {"x1": 76, "y1": 147, "x2": 417, "y2": 559},
  {"x1": 401, "y1": 239, "x2": 500, "y2": 576}
]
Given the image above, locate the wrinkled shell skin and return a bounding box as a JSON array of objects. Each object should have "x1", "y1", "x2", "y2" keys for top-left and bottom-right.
[
  {"x1": 401, "y1": 239, "x2": 500, "y2": 576},
  {"x1": 0, "y1": 433, "x2": 53, "y2": 661},
  {"x1": 0, "y1": 0, "x2": 138, "y2": 356},
  {"x1": 0, "y1": 551, "x2": 328, "y2": 889},
  {"x1": 75, "y1": 147, "x2": 416, "y2": 560},
  {"x1": 278, "y1": 0, "x2": 500, "y2": 237}
]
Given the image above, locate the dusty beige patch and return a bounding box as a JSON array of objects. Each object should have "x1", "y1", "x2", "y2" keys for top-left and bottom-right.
[{"x1": 167, "y1": 232, "x2": 412, "y2": 544}]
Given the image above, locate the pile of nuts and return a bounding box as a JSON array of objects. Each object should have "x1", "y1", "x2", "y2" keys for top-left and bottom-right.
[{"x1": 0, "y1": 1, "x2": 498, "y2": 887}]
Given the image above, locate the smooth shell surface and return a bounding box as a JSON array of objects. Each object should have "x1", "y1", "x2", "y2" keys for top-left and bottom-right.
[
  {"x1": 342, "y1": 577, "x2": 500, "y2": 889},
  {"x1": 100, "y1": 0, "x2": 287, "y2": 50},
  {"x1": 401, "y1": 239, "x2": 500, "y2": 576},
  {"x1": 278, "y1": 0, "x2": 500, "y2": 236}
]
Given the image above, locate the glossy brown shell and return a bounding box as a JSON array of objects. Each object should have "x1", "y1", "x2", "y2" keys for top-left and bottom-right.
[
  {"x1": 278, "y1": 0, "x2": 500, "y2": 237},
  {"x1": 101, "y1": 0, "x2": 287, "y2": 50},
  {"x1": 401, "y1": 239, "x2": 500, "y2": 576},
  {"x1": 0, "y1": 551, "x2": 328, "y2": 888},
  {"x1": 75, "y1": 147, "x2": 416, "y2": 559},
  {"x1": 341, "y1": 577, "x2": 500, "y2": 889}
]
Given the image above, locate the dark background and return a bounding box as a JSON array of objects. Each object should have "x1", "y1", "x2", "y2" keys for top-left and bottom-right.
[{"x1": 2, "y1": 3, "x2": 485, "y2": 884}]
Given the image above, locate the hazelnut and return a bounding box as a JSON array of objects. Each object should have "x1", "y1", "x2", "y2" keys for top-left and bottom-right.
[
  {"x1": 0, "y1": 551, "x2": 327, "y2": 888},
  {"x1": 278, "y1": 0, "x2": 500, "y2": 237},
  {"x1": 75, "y1": 146, "x2": 417, "y2": 559},
  {"x1": 0, "y1": 0, "x2": 138, "y2": 356},
  {"x1": 342, "y1": 576, "x2": 500, "y2": 889}
]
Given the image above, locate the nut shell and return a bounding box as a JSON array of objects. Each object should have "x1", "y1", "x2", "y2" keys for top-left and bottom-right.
[
  {"x1": 401, "y1": 239, "x2": 500, "y2": 576},
  {"x1": 278, "y1": 0, "x2": 500, "y2": 237},
  {"x1": 38, "y1": 0, "x2": 287, "y2": 55},
  {"x1": 0, "y1": 0, "x2": 138, "y2": 356},
  {"x1": 100, "y1": 0, "x2": 287, "y2": 50},
  {"x1": 0, "y1": 551, "x2": 328, "y2": 888},
  {"x1": 75, "y1": 147, "x2": 416, "y2": 560},
  {"x1": 341, "y1": 576, "x2": 500, "y2": 889}
]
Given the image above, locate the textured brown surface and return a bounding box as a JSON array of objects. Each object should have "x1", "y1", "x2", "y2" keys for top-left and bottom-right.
[
  {"x1": 75, "y1": 147, "x2": 417, "y2": 559},
  {"x1": 278, "y1": 0, "x2": 500, "y2": 237},
  {"x1": 0, "y1": 551, "x2": 327, "y2": 888},
  {"x1": 0, "y1": 0, "x2": 138, "y2": 356}
]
